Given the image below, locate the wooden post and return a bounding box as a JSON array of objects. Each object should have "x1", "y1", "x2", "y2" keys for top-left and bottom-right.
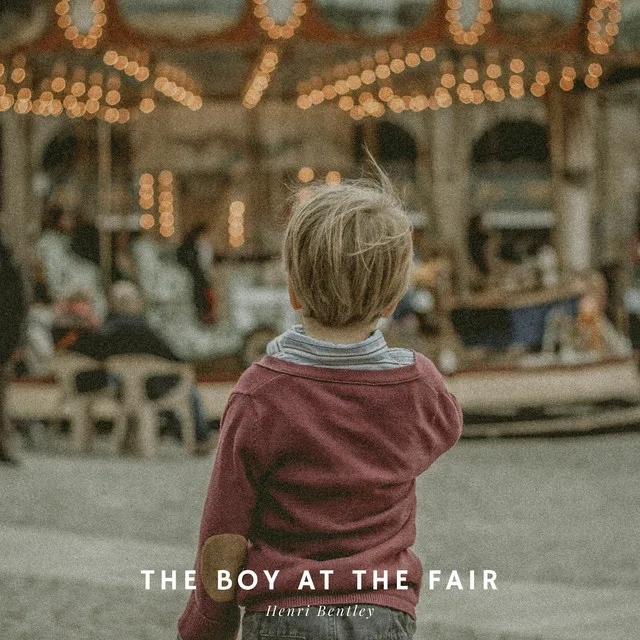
[
  {"x1": 1, "y1": 113, "x2": 33, "y2": 265},
  {"x1": 430, "y1": 104, "x2": 471, "y2": 296},
  {"x1": 552, "y1": 91, "x2": 597, "y2": 274},
  {"x1": 97, "y1": 118, "x2": 112, "y2": 285},
  {"x1": 547, "y1": 87, "x2": 565, "y2": 271},
  {"x1": 246, "y1": 104, "x2": 263, "y2": 255}
]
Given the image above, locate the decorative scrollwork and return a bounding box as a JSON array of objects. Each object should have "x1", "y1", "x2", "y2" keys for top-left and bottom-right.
[
  {"x1": 253, "y1": 0, "x2": 307, "y2": 40},
  {"x1": 445, "y1": 0, "x2": 493, "y2": 46}
]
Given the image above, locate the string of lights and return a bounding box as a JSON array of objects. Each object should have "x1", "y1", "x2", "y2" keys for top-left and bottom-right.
[
  {"x1": 153, "y1": 62, "x2": 203, "y2": 111},
  {"x1": 0, "y1": 48, "x2": 202, "y2": 121},
  {"x1": 296, "y1": 45, "x2": 437, "y2": 110},
  {"x1": 587, "y1": 0, "x2": 621, "y2": 55},
  {"x1": 296, "y1": 49, "x2": 608, "y2": 120},
  {"x1": 138, "y1": 170, "x2": 175, "y2": 237},
  {"x1": 103, "y1": 49, "x2": 150, "y2": 82},
  {"x1": 243, "y1": 46, "x2": 279, "y2": 109},
  {"x1": 228, "y1": 200, "x2": 246, "y2": 248},
  {"x1": 158, "y1": 170, "x2": 175, "y2": 238}
]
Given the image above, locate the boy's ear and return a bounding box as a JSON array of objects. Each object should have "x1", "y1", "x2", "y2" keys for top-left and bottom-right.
[{"x1": 287, "y1": 279, "x2": 303, "y2": 311}]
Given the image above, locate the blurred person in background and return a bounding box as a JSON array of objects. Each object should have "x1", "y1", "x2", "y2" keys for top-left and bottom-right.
[
  {"x1": 0, "y1": 231, "x2": 29, "y2": 465},
  {"x1": 111, "y1": 231, "x2": 139, "y2": 283},
  {"x1": 70, "y1": 206, "x2": 100, "y2": 266},
  {"x1": 52, "y1": 288, "x2": 105, "y2": 365},
  {"x1": 37, "y1": 203, "x2": 107, "y2": 318},
  {"x1": 41, "y1": 203, "x2": 73, "y2": 237},
  {"x1": 177, "y1": 223, "x2": 217, "y2": 324},
  {"x1": 51, "y1": 282, "x2": 214, "y2": 452},
  {"x1": 101, "y1": 281, "x2": 214, "y2": 452}
]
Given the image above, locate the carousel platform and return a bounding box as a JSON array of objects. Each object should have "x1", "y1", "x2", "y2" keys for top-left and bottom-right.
[
  {"x1": 8, "y1": 353, "x2": 640, "y2": 440},
  {"x1": 446, "y1": 354, "x2": 640, "y2": 438}
]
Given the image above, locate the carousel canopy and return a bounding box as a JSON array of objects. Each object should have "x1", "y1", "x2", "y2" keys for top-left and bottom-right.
[{"x1": 0, "y1": 0, "x2": 638, "y2": 122}]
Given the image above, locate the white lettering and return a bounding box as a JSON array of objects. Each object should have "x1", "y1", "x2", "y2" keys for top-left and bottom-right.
[
  {"x1": 297, "y1": 570, "x2": 315, "y2": 590},
  {"x1": 484, "y1": 570, "x2": 497, "y2": 590},
  {"x1": 185, "y1": 570, "x2": 196, "y2": 590},
  {"x1": 264, "y1": 570, "x2": 280, "y2": 590},
  {"x1": 397, "y1": 570, "x2": 408, "y2": 590},
  {"x1": 238, "y1": 570, "x2": 258, "y2": 590},
  {"x1": 319, "y1": 570, "x2": 334, "y2": 589},
  {"x1": 161, "y1": 570, "x2": 176, "y2": 590},
  {"x1": 372, "y1": 570, "x2": 388, "y2": 590},
  {"x1": 428, "y1": 570, "x2": 441, "y2": 589},
  {"x1": 352, "y1": 569, "x2": 366, "y2": 590},
  {"x1": 218, "y1": 570, "x2": 232, "y2": 590},
  {"x1": 446, "y1": 570, "x2": 463, "y2": 590},
  {"x1": 141, "y1": 570, "x2": 154, "y2": 590}
]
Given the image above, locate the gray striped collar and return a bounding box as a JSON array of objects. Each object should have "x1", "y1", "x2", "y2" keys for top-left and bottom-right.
[{"x1": 266, "y1": 324, "x2": 415, "y2": 370}]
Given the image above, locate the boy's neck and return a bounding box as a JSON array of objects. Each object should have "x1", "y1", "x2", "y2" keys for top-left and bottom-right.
[{"x1": 301, "y1": 317, "x2": 377, "y2": 344}]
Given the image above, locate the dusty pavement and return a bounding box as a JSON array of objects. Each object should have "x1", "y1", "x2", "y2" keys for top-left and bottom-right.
[{"x1": 1, "y1": 431, "x2": 638, "y2": 640}]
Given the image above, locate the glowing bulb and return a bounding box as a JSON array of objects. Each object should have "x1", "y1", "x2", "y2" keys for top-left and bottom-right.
[
  {"x1": 325, "y1": 171, "x2": 341, "y2": 185},
  {"x1": 11, "y1": 68, "x2": 26, "y2": 83},
  {"x1": 140, "y1": 97, "x2": 155, "y2": 113},
  {"x1": 159, "y1": 170, "x2": 173, "y2": 185},
  {"x1": 298, "y1": 167, "x2": 314, "y2": 183},
  {"x1": 140, "y1": 213, "x2": 155, "y2": 229},
  {"x1": 229, "y1": 200, "x2": 245, "y2": 216}
]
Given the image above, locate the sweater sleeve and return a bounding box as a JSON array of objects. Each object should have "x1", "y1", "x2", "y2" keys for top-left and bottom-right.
[
  {"x1": 417, "y1": 355, "x2": 464, "y2": 466},
  {"x1": 178, "y1": 392, "x2": 260, "y2": 640}
]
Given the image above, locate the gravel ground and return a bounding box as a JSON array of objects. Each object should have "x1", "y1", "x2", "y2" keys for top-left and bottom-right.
[{"x1": 1, "y1": 431, "x2": 638, "y2": 639}]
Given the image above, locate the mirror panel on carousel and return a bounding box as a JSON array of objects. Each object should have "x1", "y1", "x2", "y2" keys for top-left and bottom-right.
[
  {"x1": 0, "y1": 0, "x2": 49, "y2": 53},
  {"x1": 495, "y1": 0, "x2": 581, "y2": 39},
  {"x1": 617, "y1": 0, "x2": 640, "y2": 51},
  {"x1": 470, "y1": 120, "x2": 553, "y2": 290},
  {"x1": 116, "y1": 0, "x2": 245, "y2": 37},
  {"x1": 314, "y1": 0, "x2": 434, "y2": 36}
]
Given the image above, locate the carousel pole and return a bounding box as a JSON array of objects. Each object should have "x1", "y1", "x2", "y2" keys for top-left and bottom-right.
[
  {"x1": 1, "y1": 112, "x2": 33, "y2": 265},
  {"x1": 246, "y1": 92, "x2": 263, "y2": 255},
  {"x1": 97, "y1": 118, "x2": 112, "y2": 286}
]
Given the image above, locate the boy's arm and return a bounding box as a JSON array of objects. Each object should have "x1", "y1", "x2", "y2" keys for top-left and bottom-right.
[
  {"x1": 419, "y1": 357, "x2": 464, "y2": 464},
  {"x1": 178, "y1": 392, "x2": 260, "y2": 640},
  {"x1": 429, "y1": 387, "x2": 463, "y2": 460}
]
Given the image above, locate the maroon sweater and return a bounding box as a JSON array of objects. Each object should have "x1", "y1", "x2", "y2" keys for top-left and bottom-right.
[{"x1": 178, "y1": 353, "x2": 463, "y2": 640}]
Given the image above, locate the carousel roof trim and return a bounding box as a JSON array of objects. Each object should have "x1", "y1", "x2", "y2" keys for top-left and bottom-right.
[
  {"x1": 0, "y1": 0, "x2": 623, "y2": 53},
  {"x1": 0, "y1": 0, "x2": 634, "y2": 122}
]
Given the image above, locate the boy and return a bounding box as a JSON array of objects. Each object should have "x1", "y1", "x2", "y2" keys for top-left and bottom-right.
[{"x1": 178, "y1": 176, "x2": 463, "y2": 640}]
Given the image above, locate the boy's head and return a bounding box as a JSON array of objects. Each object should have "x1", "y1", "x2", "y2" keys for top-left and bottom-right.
[{"x1": 284, "y1": 177, "x2": 413, "y2": 328}]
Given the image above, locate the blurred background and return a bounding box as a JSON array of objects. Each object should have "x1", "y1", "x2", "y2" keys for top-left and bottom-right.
[{"x1": 0, "y1": 1, "x2": 639, "y2": 638}]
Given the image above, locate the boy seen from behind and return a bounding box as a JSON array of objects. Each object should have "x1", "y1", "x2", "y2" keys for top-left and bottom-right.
[{"x1": 178, "y1": 173, "x2": 463, "y2": 640}]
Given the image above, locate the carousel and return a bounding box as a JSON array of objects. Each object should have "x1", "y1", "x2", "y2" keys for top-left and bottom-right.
[{"x1": 2, "y1": 0, "x2": 640, "y2": 436}]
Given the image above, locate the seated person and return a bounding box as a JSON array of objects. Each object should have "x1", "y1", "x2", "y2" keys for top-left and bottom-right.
[
  {"x1": 52, "y1": 290, "x2": 108, "y2": 393},
  {"x1": 101, "y1": 281, "x2": 177, "y2": 361},
  {"x1": 55, "y1": 282, "x2": 212, "y2": 451},
  {"x1": 52, "y1": 289, "x2": 103, "y2": 359},
  {"x1": 104, "y1": 281, "x2": 212, "y2": 448}
]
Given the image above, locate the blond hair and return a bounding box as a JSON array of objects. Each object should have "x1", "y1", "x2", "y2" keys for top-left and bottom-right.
[{"x1": 284, "y1": 176, "x2": 413, "y2": 327}]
